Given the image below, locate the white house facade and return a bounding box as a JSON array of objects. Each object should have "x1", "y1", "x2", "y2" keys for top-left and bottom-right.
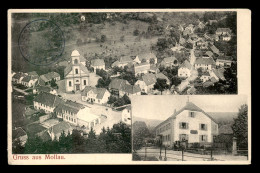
[{"x1": 155, "y1": 101, "x2": 218, "y2": 147}]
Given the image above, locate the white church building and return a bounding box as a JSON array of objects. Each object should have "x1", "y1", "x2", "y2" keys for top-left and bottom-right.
[{"x1": 64, "y1": 50, "x2": 90, "y2": 92}]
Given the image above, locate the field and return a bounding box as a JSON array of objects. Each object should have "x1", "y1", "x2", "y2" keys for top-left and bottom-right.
[{"x1": 11, "y1": 15, "x2": 160, "y2": 74}]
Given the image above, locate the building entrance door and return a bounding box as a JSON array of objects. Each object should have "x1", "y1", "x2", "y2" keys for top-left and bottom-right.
[{"x1": 75, "y1": 84, "x2": 80, "y2": 91}]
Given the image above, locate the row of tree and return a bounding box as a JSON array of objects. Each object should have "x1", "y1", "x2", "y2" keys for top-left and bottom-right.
[{"x1": 13, "y1": 122, "x2": 131, "y2": 154}]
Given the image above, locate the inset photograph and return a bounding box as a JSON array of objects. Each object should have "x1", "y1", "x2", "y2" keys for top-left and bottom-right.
[{"x1": 132, "y1": 95, "x2": 248, "y2": 161}]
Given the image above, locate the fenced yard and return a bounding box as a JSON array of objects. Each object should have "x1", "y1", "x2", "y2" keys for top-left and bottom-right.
[{"x1": 133, "y1": 146, "x2": 248, "y2": 161}]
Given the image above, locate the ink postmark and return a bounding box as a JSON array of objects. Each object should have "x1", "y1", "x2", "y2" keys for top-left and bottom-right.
[{"x1": 18, "y1": 19, "x2": 65, "y2": 66}]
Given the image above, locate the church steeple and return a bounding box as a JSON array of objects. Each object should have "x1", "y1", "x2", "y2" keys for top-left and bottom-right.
[{"x1": 71, "y1": 50, "x2": 80, "y2": 65}]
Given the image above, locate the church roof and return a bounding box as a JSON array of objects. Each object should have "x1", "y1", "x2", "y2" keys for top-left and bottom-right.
[
  {"x1": 71, "y1": 50, "x2": 80, "y2": 57},
  {"x1": 64, "y1": 63, "x2": 89, "y2": 77}
]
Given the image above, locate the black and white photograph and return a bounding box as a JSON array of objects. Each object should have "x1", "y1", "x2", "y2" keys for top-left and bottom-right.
[{"x1": 132, "y1": 95, "x2": 248, "y2": 161}]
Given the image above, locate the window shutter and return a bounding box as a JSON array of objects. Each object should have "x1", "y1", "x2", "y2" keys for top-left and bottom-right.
[
  {"x1": 179, "y1": 122, "x2": 182, "y2": 129},
  {"x1": 199, "y1": 124, "x2": 201, "y2": 130},
  {"x1": 205, "y1": 135, "x2": 208, "y2": 142},
  {"x1": 199, "y1": 135, "x2": 202, "y2": 142},
  {"x1": 187, "y1": 123, "x2": 189, "y2": 129},
  {"x1": 205, "y1": 124, "x2": 208, "y2": 131}
]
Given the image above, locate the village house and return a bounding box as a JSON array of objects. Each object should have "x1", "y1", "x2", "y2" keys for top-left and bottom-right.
[
  {"x1": 121, "y1": 105, "x2": 131, "y2": 125},
  {"x1": 215, "y1": 28, "x2": 232, "y2": 41},
  {"x1": 155, "y1": 100, "x2": 218, "y2": 147},
  {"x1": 210, "y1": 45, "x2": 220, "y2": 56},
  {"x1": 135, "y1": 73, "x2": 157, "y2": 93},
  {"x1": 81, "y1": 86, "x2": 110, "y2": 104},
  {"x1": 12, "y1": 72, "x2": 27, "y2": 84},
  {"x1": 108, "y1": 78, "x2": 141, "y2": 98},
  {"x1": 134, "y1": 62, "x2": 151, "y2": 76},
  {"x1": 134, "y1": 53, "x2": 157, "y2": 64},
  {"x1": 208, "y1": 20, "x2": 217, "y2": 25},
  {"x1": 91, "y1": 59, "x2": 105, "y2": 72},
  {"x1": 216, "y1": 56, "x2": 233, "y2": 67},
  {"x1": 111, "y1": 56, "x2": 133, "y2": 68},
  {"x1": 155, "y1": 73, "x2": 170, "y2": 85},
  {"x1": 21, "y1": 75, "x2": 38, "y2": 87},
  {"x1": 12, "y1": 127, "x2": 28, "y2": 146},
  {"x1": 171, "y1": 43, "x2": 185, "y2": 53},
  {"x1": 195, "y1": 38, "x2": 208, "y2": 50},
  {"x1": 33, "y1": 92, "x2": 65, "y2": 113},
  {"x1": 178, "y1": 60, "x2": 192, "y2": 78},
  {"x1": 47, "y1": 121, "x2": 73, "y2": 141},
  {"x1": 149, "y1": 64, "x2": 160, "y2": 74},
  {"x1": 177, "y1": 79, "x2": 190, "y2": 93},
  {"x1": 64, "y1": 50, "x2": 90, "y2": 92},
  {"x1": 200, "y1": 71, "x2": 211, "y2": 83},
  {"x1": 37, "y1": 72, "x2": 60, "y2": 86},
  {"x1": 160, "y1": 56, "x2": 178, "y2": 68},
  {"x1": 205, "y1": 51, "x2": 214, "y2": 58},
  {"x1": 204, "y1": 33, "x2": 218, "y2": 42},
  {"x1": 33, "y1": 85, "x2": 57, "y2": 95},
  {"x1": 54, "y1": 100, "x2": 101, "y2": 130},
  {"x1": 11, "y1": 71, "x2": 16, "y2": 78},
  {"x1": 194, "y1": 57, "x2": 216, "y2": 71},
  {"x1": 209, "y1": 68, "x2": 226, "y2": 82}
]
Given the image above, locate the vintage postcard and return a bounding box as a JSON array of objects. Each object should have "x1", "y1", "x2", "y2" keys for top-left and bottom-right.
[{"x1": 8, "y1": 9, "x2": 251, "y2": 165}]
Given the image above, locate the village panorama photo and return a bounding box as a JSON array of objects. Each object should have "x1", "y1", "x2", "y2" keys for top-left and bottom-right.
[{"x1": 10, "y1": 10, "x2": 237, "y2": 155}]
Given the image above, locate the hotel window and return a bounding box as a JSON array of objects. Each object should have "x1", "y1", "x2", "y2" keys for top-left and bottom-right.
[
  {"x1": 189, "y1": 111, "x2": 195, "y2": 118},
  {"x1": 179, "y1": 122, "x2": 189, "y2": 129},
  {"x1": 84, "y1": 80, "x2": 86, "y2": 85},
  {"x1": 200, "y1": 124, "x2": 207, "y2": 131},
  {"x1": 69, "y1": 81, "x2": 72, "y2": 87},
  {"x1": 200, "y1": 135, "x2": 208, "y2": 142},
  {"x1": 75, "y1": 69, "x2": 78, "y2": 74}
]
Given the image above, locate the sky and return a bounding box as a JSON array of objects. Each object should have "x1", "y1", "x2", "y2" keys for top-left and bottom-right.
[{"x1": 131, "y1": 95, "x2": 248, "y2": 120}]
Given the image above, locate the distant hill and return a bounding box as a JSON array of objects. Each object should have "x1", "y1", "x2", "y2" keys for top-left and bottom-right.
[
  {"x1": 207, "y1": 112, "x2": 238, "y2": 124},
  {"x1": 133, "y1": 116, "x2": 163, "y2": 128}
]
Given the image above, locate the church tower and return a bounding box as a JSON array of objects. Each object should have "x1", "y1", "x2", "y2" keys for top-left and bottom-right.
[{"x1": 64, "y1": 50, "x2": 89, "y2": 92}]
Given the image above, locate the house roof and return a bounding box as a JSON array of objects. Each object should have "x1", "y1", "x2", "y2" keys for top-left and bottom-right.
[
  {"x1": 122, "y1": 84, "x2": 141, "y2": 94},
  {"x1": 179, "y1": 60, "x2": 192, "y2": 69},
  {"x1": 40, "y1": 72, "x2": 60, "y2": 82},
  {"x1": 54, "y1": 100, "x2": 85, "y2": 114},
  {"x1": 34, "y1": 92, "x2": 65, "y2": 108},
  {"x1": 21, "y1": 75, "x2": 32, "y2": 82},
  {"x1": 212, "y1": 68, "x2": 225, "y2": 81},
  {"x1": 155, "y1": 101, "x2": 218, "y2": 129},
  {"x1": 12, "y1": 127, "x2": 27, "y2": 140},
  {"x1": 81, "y1": 86, "x2": 108, "y2": 99},
  {"x1": 195, "y1": 57, "x2": 216, "y2": 65},
  {"x1": 119, "y1": 56, "x2": 133, "y2": 63},
  {"x1": 203, "y1": 80, "x2": 215, "y2": 87},
  {"x1": 13, "y1": 72, "x2": 26, "y2": 80},
  {"x1": 111, "y1": 61, "x2": 120, "y2": 67},
  {"x1": 155, "y1": 73, "x2": 170, "y2": 83},
  {"x1": 162, "y1": 57, "x2": 177, "y2": 64},
  {"x1": 27, "y1": 71, "x2": 38, "y2": 76},
  {"x1": 217, "y1": 56, "x2": 233, "y2": 61},
  {"x1": 52, "y1": 121, "x2": 71, "y2": 134},
  {"x1": 108, "y1": 78, "x2": 130, "y2": 90},
  {"x1": 137, "y1": 53, "x2": 157, "y2": 61},
  {"x1": 216, "y1": 28, "x2": 232, "y2": 34},
  {"x1": 179, "y1": 37, "x2": 186, "y2": 45},
  {"x1": 34, "y1": 85, "x2": 54, "y2": 93},
  {"x1": 205, "y1": 51, "x2": 214, "y2": 57},
  {"x1": 77, "y1": 109, "x2": 100, "y2": 123},
  {"x1": 142, "y1": 73, "x2": 157, "y2": 86},
  {"x1": 210, "y1": 45, "x2": 220, "y2": 54},
  {"x1": 91, "y1": 59, "x2": 105, "y2": 67},
  {"x1": 80, "y1": 55, "x2": 86, "y2": 62},
  {"x1": 134, "y1": 62, "x2": 150, "y2": 74},
  {"x1": 71, "y1": 49, "x2": 80, "y2": 57},
  {"x1": 39, "y1": 130, "x2": 52, "y2": 142}
]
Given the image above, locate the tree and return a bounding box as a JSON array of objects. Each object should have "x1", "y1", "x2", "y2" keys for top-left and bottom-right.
[
  {"x1": 197, "y1": 67, "x2": 203, "y2": 77},
  {"x1": 133, "y1": 29, "x2": 140, "y2": 36},
  {"x1": 120, "y1": 35, "x2": 125, "y2": 42},
  {"x1": 133, "y1": 121, "x2": 151, "y2": 151},
  {"x1": 232, "y1": 104, "x2": 248, "y2": 149},
  {"x1": 96, "y1": 77, "x2": 111, "y2": 89},
  {"x1": 76, "y1": 38, "x2": 83, "y2": 46},
  {"x1": 50, "y1": 78, "x2": 58, "y2": 88},
  {"x1": 153, "y1": 78, "x2": 169, "y2": 95},
  {"x1": 170, "y1": 76, "x2": 182, "y2": 86},
  {"x1": 149, "y1": 58, "x2": 155, "y2": 64},
  {"x1": 12, "y1": 139, "x2": 25, "y2": 154},
  {"x1": 101, "y1": 35, "x2": 107, "y2": 43}
]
